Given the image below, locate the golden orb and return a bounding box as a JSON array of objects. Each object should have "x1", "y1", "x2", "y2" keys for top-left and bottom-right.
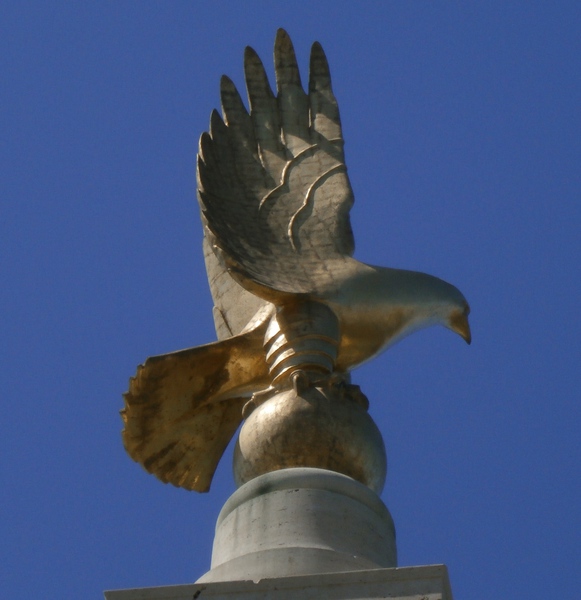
[{"x1": 233, "y1": 380, "x2": 387, "y2": 494}]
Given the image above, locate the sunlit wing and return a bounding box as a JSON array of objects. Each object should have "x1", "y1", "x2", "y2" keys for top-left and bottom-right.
[
  {"x1": 122, "y1": 327, "x2": 269, "y2": 491},
  {"x1": 198, "y1": 29, "x2": 355, "y2": 322}
]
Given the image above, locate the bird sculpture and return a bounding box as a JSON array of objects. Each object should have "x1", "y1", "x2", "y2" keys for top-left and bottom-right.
[{"x1": 122, "y1": 29, "x2": 470, "y2": 493}]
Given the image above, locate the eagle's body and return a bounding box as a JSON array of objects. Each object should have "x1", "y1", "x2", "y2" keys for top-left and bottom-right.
[{"x1": 122, "y1": 30, "x2": 470, "y2": 492}]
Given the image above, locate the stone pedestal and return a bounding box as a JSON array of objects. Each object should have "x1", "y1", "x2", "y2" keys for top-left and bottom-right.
[
  {"x1": 105, "y1": 468, "x2": 453, "y2": 599},
  {"x1": 200, "y1": 468, "x2": 396, "y2": 583}
]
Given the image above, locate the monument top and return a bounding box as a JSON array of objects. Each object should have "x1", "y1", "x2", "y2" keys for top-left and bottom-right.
[{"x1": 121, "y1": 29, "x2": 470, "y2": 493}]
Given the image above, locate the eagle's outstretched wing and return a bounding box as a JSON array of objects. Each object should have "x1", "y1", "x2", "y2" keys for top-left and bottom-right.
[
  {"x1": 198, "y1": 29, "x2": 355, "y2": 316},
  {"x1": 122, "y1": 323, "x2": 270, "y2": 492}
]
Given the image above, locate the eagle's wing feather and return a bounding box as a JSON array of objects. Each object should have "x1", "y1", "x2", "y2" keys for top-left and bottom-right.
[
  {"x1": 198, "y1": 29, "x2": 355, "y2": 320},
  {"x1": 122, "y1": 324, "x2": 269, "y2": 491},
  {"x1": 274, "y1": 31, "x2": 310, "y2": 156},
  {"x1": 244, "y1": 46, "x2": 286, "y2": 181}
]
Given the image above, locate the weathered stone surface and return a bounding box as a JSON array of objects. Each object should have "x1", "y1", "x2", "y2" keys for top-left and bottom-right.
[
  {"x1": 199, "y1": 468, "x2": 395, "y2": 583},
  {"x1": 104, "y1": 565, "x2": 453, "y2": 599}
]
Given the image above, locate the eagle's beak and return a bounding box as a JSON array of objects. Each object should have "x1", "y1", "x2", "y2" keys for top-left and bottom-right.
[{"x1": 449, "y1": 306, "x2": 471, "y2": 345}]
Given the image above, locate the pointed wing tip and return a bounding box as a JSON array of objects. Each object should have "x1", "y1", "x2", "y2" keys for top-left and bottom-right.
[
  {"x1": 197, "y1": 132, "x2": 213, "y2": 181},
  {"x1": 244, "y1": 45, "x2": 259, "y2": 61},
  {"x1": 209, "y1": 107, "x2": 225, "y2": 136},
  {"x1": 199, "y1": 130, "x2": 212, "y2": 152},
  {"x1": 309, "y1": 41, "x2": 332, "y2": 91},
  {"x1": 274, "y1": 28, "x2": 295, "y2": 59},
  {"x1": 220, "y1": 73, "x2": 235, "y2": 92},
  {"x1": 274, "y1": 27, "x2": 292, "y2": 50},
  {"x1": 276, "y1": 28, "x2": 290, "y2": 43},
  {"x1": 310, "y1": 41, "x2": 327, "y2": 65},
  {"x1": 274, "y1": 28, "x2": 302, "y2": 92},
  {"x1": 220, "y1": 74, "x2": 250, "y2": 122},
  {"x1": 311, "y1": 40, "x2": 324, "y2": 54},
  {"x1": 244, "y1": 45, "x2": 268, "y2": 78}
]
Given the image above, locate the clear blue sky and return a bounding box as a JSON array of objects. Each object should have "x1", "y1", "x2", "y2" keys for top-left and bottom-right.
[{"x1": 2, "y1": 2, "x2": 579, "y2": 599}]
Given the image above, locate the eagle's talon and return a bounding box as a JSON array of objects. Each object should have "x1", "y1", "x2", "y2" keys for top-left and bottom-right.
[
  {"x1": 291, "y1": 370, "x2": 309, "y2": 394},
  {"x1": 242, "y1": 398, "x2": 256, "y2": 419},
  {"x1": 344, "y1": 384, "x2": 369, "y2": 410}
]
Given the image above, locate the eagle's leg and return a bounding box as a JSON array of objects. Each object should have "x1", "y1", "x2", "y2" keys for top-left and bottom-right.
[
  {"x1": 233, "y1": 300, "x2": 384, "y2": 492},
  {"x1": 264, "y1": 300, "x2": 340, "y2": 385}
]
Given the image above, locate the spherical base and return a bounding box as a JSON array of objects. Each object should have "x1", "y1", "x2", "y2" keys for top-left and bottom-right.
[{"x1": 233, "y1": 383, "x2": 387, "y2": 493}]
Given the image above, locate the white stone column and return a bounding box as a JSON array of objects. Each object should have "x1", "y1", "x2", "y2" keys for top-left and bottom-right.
[{"x1": 198, "y1": 467, "x2": 397, "y2": 583}]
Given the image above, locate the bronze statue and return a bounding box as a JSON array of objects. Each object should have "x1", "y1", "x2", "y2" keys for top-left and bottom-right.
[{"x1": 122, "y1": 30, "x2": 470, "y2": 494}]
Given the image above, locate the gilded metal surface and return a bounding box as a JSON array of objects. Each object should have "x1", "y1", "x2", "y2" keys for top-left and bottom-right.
[
  {"x1": 264, "y1": 301, "x2": 340, "y2": 384},
  {"x1": 122, "y1": 321, "x2": 270, "y2": 492},
  {"x1": 233, "y1": 381, "x2": 387, "y2": 494},
  {"x1": 122, "y1": 29, "x2": 470, "y2": 492}
]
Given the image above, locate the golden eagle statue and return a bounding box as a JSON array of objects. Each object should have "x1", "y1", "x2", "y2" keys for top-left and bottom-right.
[{"x1": 122, "y1": 30, "x2": 470, "y2": 493}]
